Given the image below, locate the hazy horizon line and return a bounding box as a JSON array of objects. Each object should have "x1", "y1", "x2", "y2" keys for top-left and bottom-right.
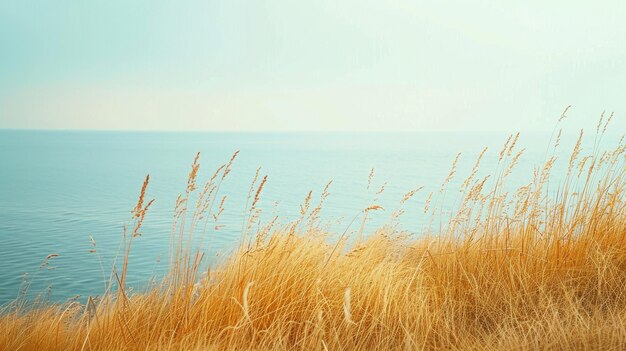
[{"x1": 0, "y1": 127, "x2": 572, "y2": 134}]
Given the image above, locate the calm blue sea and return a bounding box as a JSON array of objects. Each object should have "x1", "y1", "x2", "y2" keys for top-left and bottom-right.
[{"x1": 0, "y1": 130, "x2": 608, "y2": 305}]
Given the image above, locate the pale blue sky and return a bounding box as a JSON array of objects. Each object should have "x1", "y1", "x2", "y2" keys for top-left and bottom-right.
[{"x1": 1, "y1": 1, "x2": 625, "y2": 131}]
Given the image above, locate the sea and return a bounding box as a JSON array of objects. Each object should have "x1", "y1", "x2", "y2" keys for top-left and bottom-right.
[{"x1": 0, "y1": 130, "x2": 619, "y2": 305}]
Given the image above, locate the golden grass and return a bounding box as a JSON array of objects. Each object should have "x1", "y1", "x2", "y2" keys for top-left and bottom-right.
[{"x1": 2, "y1": 121, "x2": 626, "y2": 350}]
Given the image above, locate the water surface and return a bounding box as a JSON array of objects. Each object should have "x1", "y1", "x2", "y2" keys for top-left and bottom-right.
[{"x1": 0, "y1": 130, "x2": 600, "y2": 304}]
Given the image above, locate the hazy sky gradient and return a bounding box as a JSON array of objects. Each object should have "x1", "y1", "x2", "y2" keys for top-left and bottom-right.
[{"x1": 1, "y1": 1, "x2": 625, "y2": 131}]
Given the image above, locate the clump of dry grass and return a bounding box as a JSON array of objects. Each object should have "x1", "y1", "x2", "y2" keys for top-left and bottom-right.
[{"x1": 1, "y1": 120, "x2": 626, "y2": 350}]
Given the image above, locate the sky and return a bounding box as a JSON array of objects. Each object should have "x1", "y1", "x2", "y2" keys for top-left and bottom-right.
[{"x1": 1, "y1": 1, "x2": 625, "y2": 132}]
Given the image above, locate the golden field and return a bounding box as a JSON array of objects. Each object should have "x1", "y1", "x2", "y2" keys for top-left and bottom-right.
[{"x1": 2, "y1": 118, "x2": 626, "y2": 350}]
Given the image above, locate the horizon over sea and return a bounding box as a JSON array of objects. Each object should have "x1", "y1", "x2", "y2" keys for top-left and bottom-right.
[{"x1": 0, "y1": 129, "x2": 622, "y2": 305}]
